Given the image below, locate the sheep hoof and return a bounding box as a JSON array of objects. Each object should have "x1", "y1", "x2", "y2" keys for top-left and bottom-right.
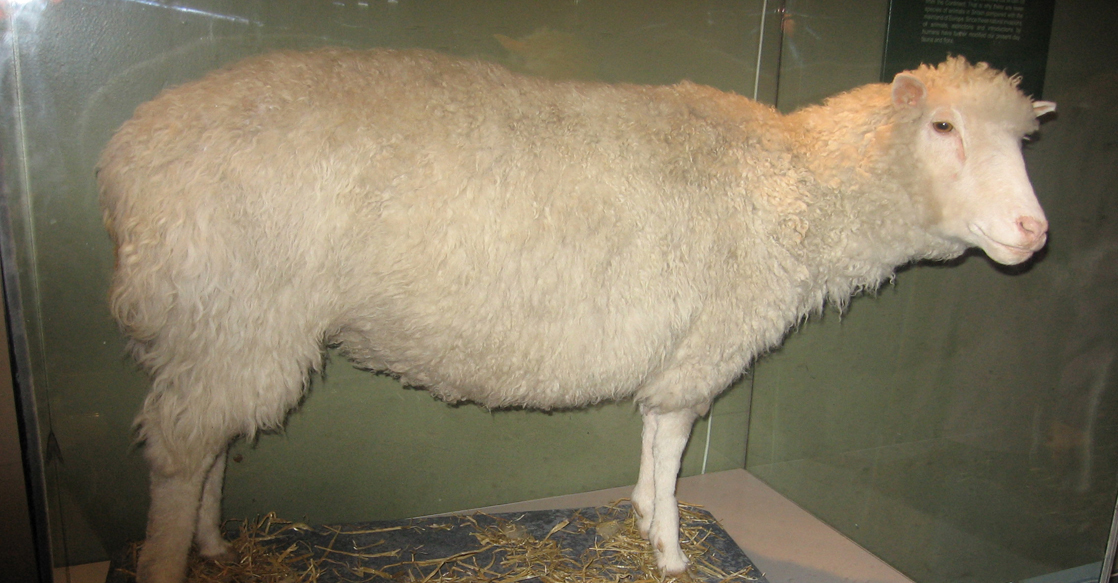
[
  {"x1": 656, "y1": 548, "x2": 690, "y2": 575},
  {"x1": 200, "y1": 544, "x2": 238, "y2": 564}
]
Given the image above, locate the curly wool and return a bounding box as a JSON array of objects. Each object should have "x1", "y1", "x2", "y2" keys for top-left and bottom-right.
[{"x1": 100, "y1": 50, "x2": 1034, "y2": 471}]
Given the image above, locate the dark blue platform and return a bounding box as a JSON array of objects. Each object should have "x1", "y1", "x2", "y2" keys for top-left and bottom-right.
[{"x1": 108, "y1": 503, "x2": 768, "y2": 582}]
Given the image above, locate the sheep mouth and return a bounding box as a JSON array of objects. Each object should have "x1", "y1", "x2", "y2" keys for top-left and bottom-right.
[
  {"x1": 968, "y1": 224, "x2": 1045, "y2": 263},
  {"x1": 970, "y1": 226, "x2": 1046, "y2": 265}
]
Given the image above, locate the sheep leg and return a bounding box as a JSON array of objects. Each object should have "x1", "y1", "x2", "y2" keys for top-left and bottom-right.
[
  {"x1": 632, "y1": 408, "x2": 696, "y2": 575},
  {"x1": 632, "y1": 410, "x2": 658, "y2": 537},
  {"x1": 193, "y1": 450, "x2": 235, "y2": 561},
  {"x1": 137, "y1": 450, "x2": 213, "y2": 583}
]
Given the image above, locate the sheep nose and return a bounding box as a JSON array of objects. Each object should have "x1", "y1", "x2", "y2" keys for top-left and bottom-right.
[{"x1": 1017, "y1": 216, "x2": 1048, "y2": 247}]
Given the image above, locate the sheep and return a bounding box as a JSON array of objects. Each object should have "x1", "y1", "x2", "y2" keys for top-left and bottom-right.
[{"x1": 98, "y1": 48, "x2": 1054, "y2": 583}]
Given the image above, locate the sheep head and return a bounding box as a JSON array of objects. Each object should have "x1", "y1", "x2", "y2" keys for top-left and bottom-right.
[{"x1": 895, "y1": 58, "x2": 1055, "y2": 265}]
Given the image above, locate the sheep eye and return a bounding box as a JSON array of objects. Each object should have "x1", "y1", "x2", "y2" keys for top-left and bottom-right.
[{"x1": 932, "y1": 121, "x2": 955, "y2": 133}]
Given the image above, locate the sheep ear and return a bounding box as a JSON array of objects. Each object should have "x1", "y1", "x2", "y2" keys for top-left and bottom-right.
[
  {"x1": 1033, "y1": 100, "x2": 1056, "y2": 117},
  {"x1": 891, "y1": 73, "x2": 927, "y2": 109}
]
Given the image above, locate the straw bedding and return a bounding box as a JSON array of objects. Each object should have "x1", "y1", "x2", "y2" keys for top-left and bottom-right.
[{"x1": 108, "y1": 502, "x2": 767, "y2": 583}]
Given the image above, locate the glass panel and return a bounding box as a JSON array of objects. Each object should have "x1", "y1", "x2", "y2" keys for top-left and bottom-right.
[
  {"x1": 0, "y1": 0, "x2": 772, "y2": 568},
  {"x1": 747, "y1": 1, "x2": 1118, "y2": 582}
]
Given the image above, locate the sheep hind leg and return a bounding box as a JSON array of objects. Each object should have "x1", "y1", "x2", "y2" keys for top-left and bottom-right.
[
  {"x1": 194, "y1": 450, "x2": 236, "y2": 562},
  {"x1": 137, "y1": 443, "x2": 217, "y2": 583},
  {"x1": 632, "y1": 408, "x2": 697, "y2": 575}
]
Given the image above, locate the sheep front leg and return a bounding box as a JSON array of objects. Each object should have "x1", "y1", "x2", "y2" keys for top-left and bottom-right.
[
  {"x1": 632, "y1": 408, "x2": 697, "y2": 575},
  {"x1": 632, "y1": 409, "x2": 658, "y2": 538},
  {"x1": 194, "y1": 450, "x2": 235, "y2": 561}
]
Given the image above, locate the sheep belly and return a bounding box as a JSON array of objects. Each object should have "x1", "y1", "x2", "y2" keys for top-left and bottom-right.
[{"x1": 325, "y1": 170, "x2": 708, "y2": 410}]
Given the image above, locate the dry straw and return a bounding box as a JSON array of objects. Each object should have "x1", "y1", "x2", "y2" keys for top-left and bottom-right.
[{"x1": 115, "y1": 501, "x2": 763, "y2": 583}]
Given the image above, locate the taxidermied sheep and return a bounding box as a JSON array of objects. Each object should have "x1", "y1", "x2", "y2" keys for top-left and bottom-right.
[{"x1": 98, "y1": 48, "x2": 1054, "y2": 583}]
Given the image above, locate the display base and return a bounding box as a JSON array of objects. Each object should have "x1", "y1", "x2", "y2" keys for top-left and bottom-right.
[{"x1": 106, "y1": 503, "x2": 767, "y2": 582}]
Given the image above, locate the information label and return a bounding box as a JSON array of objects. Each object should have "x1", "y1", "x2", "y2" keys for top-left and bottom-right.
[{"x1": 882, "y1": 0, "x2": 1055, "y2": 98}]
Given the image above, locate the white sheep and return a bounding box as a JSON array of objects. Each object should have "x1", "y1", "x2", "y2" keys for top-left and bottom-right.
[{"x1": 98, "y1": 48, "x2": 1054, "y2": 583}]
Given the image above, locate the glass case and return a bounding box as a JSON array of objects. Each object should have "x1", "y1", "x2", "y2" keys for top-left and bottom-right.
[{"x1": 2, "y1": 1, "x2": 1115, "y2": 582}]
